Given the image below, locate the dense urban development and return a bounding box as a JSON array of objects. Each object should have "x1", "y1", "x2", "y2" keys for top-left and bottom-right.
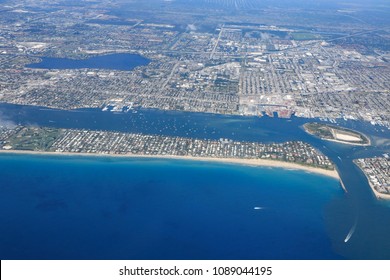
[
  {"x1": 1, "y1": 0, "x2": 390, "y2": 262},
  {"x1": 0, "y1": 0, "x2": 389, "y2": 200},
  {"x1": 0, "y1": 126, "x2": 334, "y2": 170},
  {"x1": 0, "y1": 0, "x2": 389, "y2": 127},
  {"x1": 355, "y1": 156, "x2": 390, "y2": 199}
]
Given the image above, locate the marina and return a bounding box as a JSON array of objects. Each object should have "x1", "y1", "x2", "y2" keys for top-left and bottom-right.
[{"x1": 0, "y1": 103, "x2": 389, "y2": 259}]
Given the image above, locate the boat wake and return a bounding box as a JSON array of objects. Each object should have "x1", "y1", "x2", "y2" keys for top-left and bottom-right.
[{"x1": 344, "y1": 217, "x2": 358, "y2": 243}]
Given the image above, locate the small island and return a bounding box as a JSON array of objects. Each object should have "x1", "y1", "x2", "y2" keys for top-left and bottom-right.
[{"x1": 303, "y1": 122, "x2": 370, "y2": 146}]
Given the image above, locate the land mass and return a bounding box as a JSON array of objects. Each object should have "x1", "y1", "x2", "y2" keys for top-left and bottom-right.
[
  {"x1": 303, "y1": 122, "x2": 371, "y2": 146},
  {"x1": 0, "y1": 126, "x2": 340, "y2": 180},
  {"x1": 354, "y1": 157, "x2": 390, "y2": 200},
  {"x1": 0, "y1": 0, "x2": 389, "y2": 128}
]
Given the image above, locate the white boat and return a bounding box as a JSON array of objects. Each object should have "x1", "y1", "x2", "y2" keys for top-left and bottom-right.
[{"x1": 344, "y1": 232, "x2": 353, "y2": 243}]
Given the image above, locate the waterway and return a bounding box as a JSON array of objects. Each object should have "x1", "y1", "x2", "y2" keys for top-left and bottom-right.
[{"x1": 0, "y1": 103, "x2": 389, "y2": 259}]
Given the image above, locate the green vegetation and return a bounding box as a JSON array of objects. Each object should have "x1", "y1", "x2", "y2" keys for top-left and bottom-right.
[
  {"x1": 290, "y1": 32, "x2": 321, "y2": 40},
  {"x1": 303, "y1": 122, "x2": 370, "y2": 146},
  {"x1": 304, "y1": 123, "x2": 333, "y2": 138},
  {"x1": 9, "y1": 127, "x2": 63, "y2": 151}
]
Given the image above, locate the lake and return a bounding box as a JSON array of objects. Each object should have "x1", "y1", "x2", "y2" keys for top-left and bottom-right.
[{"x1": 26, "y1": 53, "x2": 150, "y2": 71}]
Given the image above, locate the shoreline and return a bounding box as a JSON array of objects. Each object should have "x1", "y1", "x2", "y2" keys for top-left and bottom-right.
[
  {"x1": 357, "y1": 167, "x2": 390, "y2": 201},
  {"x1": 367, "y1": 180, "x2": 390, "y2": 201},
  {"x1": 371, "y1": 186, "x2": 390, "y2": 200},
  {"x1": 0, "y1": 149, "x2": 341, "y2": 180},
  {"x1": 352, "y1": 160, "x2": 390, "y2": 201},
  {"x1": 302, "y1": 123, "x2": 371, "y2": 146},
  {"x1": 320, "y1": 137, "x2": 371, "y2": 147}
]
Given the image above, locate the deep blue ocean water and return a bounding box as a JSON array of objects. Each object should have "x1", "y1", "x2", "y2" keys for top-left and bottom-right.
[
  {"x1": 26, "y1": 53, "x2": 150, "y2": 71},
  {"x1": 0, "y1": 155, "x2": 343, "y2": 260},
  {"x1": 1, "y1": 103, "x2": 390, "y2": 259}
]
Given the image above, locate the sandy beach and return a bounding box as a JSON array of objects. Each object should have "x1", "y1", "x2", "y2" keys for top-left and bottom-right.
[
  {"x1": 302, "y1": 123, "x2": 371, "y2": 146},
  {"x1": 352, "y1": 161, "x2": 390, "y2": 200},
  {"x1": 365, "y1": 177, "x2": 390, "y2": 200},
  {"x1": 321, "y1": 137, "x2": 371, "y2": 147},
  {"x1": 0, "y1": 149, "x2": 341, "y2": 180}
]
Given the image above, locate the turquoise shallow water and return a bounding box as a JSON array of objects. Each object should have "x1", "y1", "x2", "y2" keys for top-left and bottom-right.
[
  {"x1": 0, "y1": 154, "x2": 344, "y2": 260},
  {"x1": 1, "y1": 103, "x2": 390, "y2": 259}
]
